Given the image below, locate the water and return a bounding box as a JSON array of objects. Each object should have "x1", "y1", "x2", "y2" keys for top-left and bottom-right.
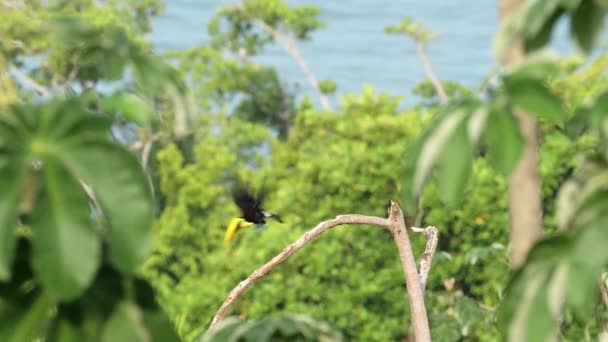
[{"x1": 151, "y1": 1, "x2": 575, "y2": 105}]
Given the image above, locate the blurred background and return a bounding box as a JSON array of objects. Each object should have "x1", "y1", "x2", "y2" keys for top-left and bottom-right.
[{"x1": 1, "y1": 1, "x2": 608, "y2": 342}]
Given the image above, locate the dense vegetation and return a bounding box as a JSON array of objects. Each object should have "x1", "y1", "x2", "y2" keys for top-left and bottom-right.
[{"x1": 1, "y1": 0, "x2": 608, "y2": 341}]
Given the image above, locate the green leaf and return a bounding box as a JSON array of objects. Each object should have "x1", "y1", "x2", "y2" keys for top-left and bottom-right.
[
  {"x1": 102, "y1": 93, "x2": 156, "y2": 125},
  {"x1": 523, "y1": 270, "x2": 560, "y2": 342},
  {"x1": 318, "y1": 80, "x2": 337, "y2": 95},
  {"x1": 435, "y1": 120, "x2": 473, "y2": 206},
  {"x1": 587, "y1": 91, "x2": 608, "y2": 130},
  {"x1": 246, "y1": 319, "x2": 278, "y2": 341},
  {"x1": 60, "y1": 115, "x2": 113, "y2": 144},
  {"x1": 483, "y1": 108, "x2": 525, "y2": 175},
  {"x1": 61, "y1": 142, "x2": 154, "y2": 273},
  {"x1": 570, "y1": 0, "x2": 606, "y2": 54},
  {"x1": 0, "y1": 158, "x2": 27, "y2": 280},
  {"x1": 50, "y1": 319, "x2": 86, "y2": 342},
  {"x1": 412, "y1": 109, "x2": 468, "y2": 196},
  {"x1": 560, "y1": 0, "x2": 582, "y2": 11},
  {"x1": 102, "y1": 301, "x2": 149, "y2": 342},
  {"x1": 565, "y1": 107, "x2": 590, "y2": 138},
  {"x1": 200, "y1": 317, "x2": 245, "y2": 342},
  {"x1": 525, "y1": 7, "x2": 564, "y2": 52},
  {"x1": 0, "y1": 293, "x2": 53, "y2": 342},
  {"x1": 504, "y1": 59, "x2": 561, "y2": 82},
  {"x1": 141, "y1": 310, "x2": 181, "y2": 342},
  {"x1": 505, "y1": 78, "x2": 567, "y2": 121},
  {"x1": 522, "y1": 0, "x2": 561, "y2": 40},
  {"x1": 567, "y1": 214, "x2": 608, "y2": 320},
  {"x1": 497, "y1": 235, "x2": 572, "y2": 336},
  {"x1": 30, "y1": 159, "x2": 101, "y2": 300}
]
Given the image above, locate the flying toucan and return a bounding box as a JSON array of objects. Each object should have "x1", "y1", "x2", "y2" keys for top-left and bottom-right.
[{"x1": 224, "y1": 183, "x2": 283, "y2": 243}]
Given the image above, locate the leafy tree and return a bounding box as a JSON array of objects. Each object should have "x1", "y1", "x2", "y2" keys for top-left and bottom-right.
[
  {"x1": 0, "y1": 2, "x2": 183, "y2": 340},
  {"x1": 399, "y1": 0, "x2": 608, "y2": 340}
]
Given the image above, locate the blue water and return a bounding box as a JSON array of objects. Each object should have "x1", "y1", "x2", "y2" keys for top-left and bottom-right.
[{"x1": 151, "y1": 1, "x2": 574, "y2": 105}]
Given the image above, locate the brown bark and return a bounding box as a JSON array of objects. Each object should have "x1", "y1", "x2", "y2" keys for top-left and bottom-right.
[
  {"x1": 498, "y1": 0, "x2": 544, "y2": 268},
  {"x1": 389, "y1": 203, "x2": 431, "y2": 342}
]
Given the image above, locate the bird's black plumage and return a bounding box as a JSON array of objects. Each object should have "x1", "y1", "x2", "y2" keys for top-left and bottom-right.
[{"x1": 232, "y1": 184, "x2": 282, "y2": 224}]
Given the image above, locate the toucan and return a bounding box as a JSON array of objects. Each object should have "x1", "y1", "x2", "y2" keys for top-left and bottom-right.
[{"x1": 224, "y1": 184, "x2": 283, "y2": 243}]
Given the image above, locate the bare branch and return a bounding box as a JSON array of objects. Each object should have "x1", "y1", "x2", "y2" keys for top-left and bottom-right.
[
  {"x1": 209, "y1": 203, "x2": 433, "y2": 342},
  {"x1": 411, "y1": 226, "x2": 439, "y2": 289},
  {"x1": 209, "y1": 214, "x2": 390, "y2": 327},
  {"x1": 141, "y1": 140, "x2": 153, "y2": 168},
  {"x1": 389, "y1": 203, "x2": 431, "y2": 342},
  {"x1": 8, "y1": 62, "x2": 50, "y2": 97},
  {"x1": 225, "y1": 1, "x2": 331, "y2": 111},
  {"x1": 600, "y1": 278, "x2": 608, "y2": 309},
  {"x1": 254, "y1": 19, "x2": 331, "y2": 111},
  {"x1": 415, "y1": 42, "x2": 448, "y2": 103}
]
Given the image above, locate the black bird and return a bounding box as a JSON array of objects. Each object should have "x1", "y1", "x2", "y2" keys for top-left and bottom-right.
[{"x1": 224, "y1": 184, "x2": 282, "y2": 243}]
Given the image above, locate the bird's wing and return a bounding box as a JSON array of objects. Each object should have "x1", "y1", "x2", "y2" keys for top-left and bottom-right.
[{"x1": 232, "y1": 184, "x2": 260, "y2": 222}]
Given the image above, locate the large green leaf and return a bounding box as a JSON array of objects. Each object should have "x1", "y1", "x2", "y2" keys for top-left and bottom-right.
[
  {"x1": 61, "y1": 141, "x2": 154, "y2": 273},
  {"x1": 48, "y1": 319, "x2": 86, "y2": 342},
  {"x1": 0, "y1": 158, "x2": 27, "y2": 280},
  {"x1": 571, "y1": 0, "x2": 606, "y2": 54},
  {"x1": 0, "y1": 293, "x2": 53, "y2": 342},
  {"x1": 499, "y1": 187, "x2": 608, "y2": 339},
  {"x1": 102, "y1": 301, "x2": 149, "y2": 342},
  {"x1": 483, "y1": 108, "x2": 525, "y2": 176},
  {"x1": 566, "y1": 212, "x2": 608, "y2": 320},
  {"x1": 503, "y1": 59, "x2": 561, "y2": 83},
  {"x1": 522, "y1": 0, "x2": 561, "y2": 40},
  {"x1": 435, "y1": 120, "x2": 473, "y2": 206},
  {"x1": 525, "y1": 7, "x2": 565, "y2": 52},
  {"x1": 200, "y1": 317, "x2": 247, "y2": 342},
  {"x1": 30, "y1": 159, "x2": 101, "y2": 300},
  {"x1": 141, "y1": 309, "x2": 181, "y2": 342},
  {"x1": 102, "y1": 93, "x2": 156, "y2": 125},
  {"x1": 505, "y1": 78, "x2": 567, "y2": 121},
  {"x1": 497, "y1": 236, "x2": 572, "y2": 341},
  {"x1": 565, "y1": 107, "x2": 590, "y2": 139},
  {"x1": 412, "y1": 109, "x2": 468, "y2": 196},
  {"x1": 560, "y1": 0, "x2": 583, "y2": 11},
  {"x1": 587, "y1": 91, "x2": 608, "y2": 132}
]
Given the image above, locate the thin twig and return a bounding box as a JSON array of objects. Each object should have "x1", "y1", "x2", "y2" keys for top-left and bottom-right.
[
  {"x1": 599, "y1": 278, "x2": 608, "y2": 309},
  {"x1": 411, "y1": 226, "x2": 439, "y2": 290},
  {"x1": 8, "y1": 62, "x2": 50, "y2": 97},
  {"x1": 209, "y1": 214, "x2": 390, "y2": 327},
  {"x1": 389, "y1": 202, "x2": 432, "y2": 342},
  {"x1": 141, "y1": 140, "x2": 152, "y2": 168},
  {"x1": 415, "y1": 42, "x2": 448, "y2": 103}
]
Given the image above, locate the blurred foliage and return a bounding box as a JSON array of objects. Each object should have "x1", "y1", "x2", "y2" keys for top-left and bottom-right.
[
  {"x1": 146, "y1": 86, "x2": 431, "y2": 341},
  {"x1": 385, "y1": 17, "x2": 436, "y2": 44},
  {"x1": 148, "y1": 31, "x2": 608, "y2": 342},
  {"x1": 411, "y1": 80, "x2": 475, "y2": 105},
  {"x1": 199, "y1": 314, "x2": 343, "y2": 342},
  {"x1": 2, "y1": 0, "x2": 608, "y2": 341},
  {"x1": 0, "y1": 1, "x2": 182, "y2": 341}
]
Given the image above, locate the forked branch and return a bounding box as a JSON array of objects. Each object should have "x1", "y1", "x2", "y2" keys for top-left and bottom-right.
[
  {"x1": 209, "y1": 202, "x2": 433, "y2": 342},
  {"x1": 412, "y1": 226, "x2": 439, "y2": 289}
]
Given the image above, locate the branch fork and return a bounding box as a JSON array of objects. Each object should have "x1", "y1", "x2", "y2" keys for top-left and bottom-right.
[{"x1": 209, "y1": 201, "x2": 437, "y2": 342}]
